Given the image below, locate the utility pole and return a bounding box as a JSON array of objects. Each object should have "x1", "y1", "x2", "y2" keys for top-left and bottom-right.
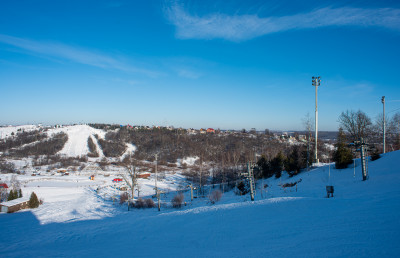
[
  {"x1": 307, "y1": 136, "x2": 310, "y2": 171},
  {"x1": 155, "y1": 153, "x2": 158, "y2": 195},
  {"x1": 188, "y1": 184, "x2": 194, "y2": 202},
  {"x1": 312, "y1": 76, "x2": 321, "y2": 164},
  {"x1": 382, "y1": 96, "x2": 386, "y2": 153},
  {"x1": 199, "y1": 155, "x2": 203, "y2": 196},
  {"x1": 156, "y1": 188, "x2": 164, "y2": 211}
]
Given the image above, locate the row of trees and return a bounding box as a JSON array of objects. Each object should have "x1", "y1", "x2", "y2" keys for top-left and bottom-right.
[
  {"x1": 87, "y1": 136, "x2": 99, "y2": 157},
  {"x1": 332, "y1": 109, "x2": 399, "y2": 169},
  {"x1": 253, "y1": 109, "x2": 398, "y2": 176},
  {"x1": 257, "y1": 145, "x2": 313, "y2": 179},
  {"x1": 338, "y1": 109, "x2": 400, "y2": 151},
  {"x1": 7, "y1": 188, "x2": 23, "y2": 201},
  {"x1": 0, "y1": 130, "x2": 47, "y2": 152},
  {"x1": 100, "y1": 125, "x2": 291, "y2": 167},
  {"x1": 10, "y1": 132, "x2": 68, "y2": 157}
]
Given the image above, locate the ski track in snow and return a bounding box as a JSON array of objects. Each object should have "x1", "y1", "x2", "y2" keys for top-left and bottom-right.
[
  {"x1": 33, "y1": 188, "x2": 115, "y2": 224},
  {"x1": 48, "y1": 125, "x2": 106, "y2": 157},
  {"x1": 160, "y1": 197, "x2": 302, "y2": 216}
]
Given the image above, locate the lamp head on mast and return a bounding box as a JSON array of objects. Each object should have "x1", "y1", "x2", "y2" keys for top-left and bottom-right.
[{"x1": 312, "y1": 76, "x2": 321, "y2": 87}]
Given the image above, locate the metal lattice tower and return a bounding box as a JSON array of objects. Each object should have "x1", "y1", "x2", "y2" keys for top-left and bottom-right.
[
  {"x1": 241, "y1": 162, "x2": 256, "y2": 201},
  {"x1": 354, "y1": 138, "x2": 369, "y2": 181}
]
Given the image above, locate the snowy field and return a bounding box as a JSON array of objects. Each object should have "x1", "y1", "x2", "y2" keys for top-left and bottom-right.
[{"x1": 1, "y1": 151, "x2": 400, "y2": 257}]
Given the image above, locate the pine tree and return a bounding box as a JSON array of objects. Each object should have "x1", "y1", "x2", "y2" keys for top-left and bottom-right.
[
  {"x1": 7, "y1": 189, "x2": 14, "y2": 201},
  {"x1": 19, "y1": 189, "x2": 23, "y2": 198},
  {"x1": 257, "y1": 155, "x2": 273, "y2": 178},
  {"x1": 7, "y1": 189, "x2": 17, "y2": 201},
  {"x1": 28, "y1": 192, "x2": 40, "y2": 208},
  {"x1": 271, "y1": 152, "x2": 286, "y2": 178},
  {"x1": 333, "y1": 128, "x2": 353, "y2": 169},
  {"x1": 286, "y1": 146, "x2": 305, "y2": 177}
]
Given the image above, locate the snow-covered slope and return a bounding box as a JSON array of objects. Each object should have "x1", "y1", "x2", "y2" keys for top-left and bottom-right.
[
  {"x1": 0, "y1": 125, "x2": 40, "y2": 139},
  {"x1": 1, "y1": 151, "x2": 399, "y2": 257},
  {"x1": 119, "y1": 143, "x2": 137, "y2": 161},
  {"x1": 48, "y1": 124, "x2": 106, "y2": 157}
]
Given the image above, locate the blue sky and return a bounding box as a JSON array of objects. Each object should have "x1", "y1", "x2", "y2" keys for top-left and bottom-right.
[{"x1": 0, "y1": 0, "x2": 399, "y2": 131}]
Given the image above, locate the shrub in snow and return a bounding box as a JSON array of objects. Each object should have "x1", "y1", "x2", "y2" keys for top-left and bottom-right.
[
  {"x1": 209, "y1": 190, "x2": 222, "y2": 204},
  {"x1": 370, "y1": 150, "x2": 381, "y2": 161},
  {"x1": 236, "y1": 181, "x2": 249, "y2": 196},
  {"x1": 131, "y1": 198, "x2": 155, "y2": 209},
  {"x1": 172, "y1": 193, "x2": 184, "y2": 208},
  {"x1": 145, "y1": 198, "x2": 155, "y2": 208},
  {"x1": 28, "y1": 192, "x2": 40, "y2": 208},
  {"x1": 134, "y1": 198, "x2": 146, "y2": 209},
  {"x1": 120, "y1": 192, "x2": 129, "y2": 204}
]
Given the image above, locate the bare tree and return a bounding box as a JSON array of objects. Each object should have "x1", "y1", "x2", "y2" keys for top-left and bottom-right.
[
  {"x1": 338, "y1": 110, "x2": 373, "y2": 141},
  {"x1": 120, "y1": 153, "x2": 138, "y2": 199},
  {"x1": 171, "y1": 193, "x2": 184, "y2": 208},
  {"x1": 303, "y1": 113, "x2": 314, "y2": 169},
  {"x1": 391, "y1": 112, "x2": 400, "y2": 150},
  {"x1": 209, "y1": 189, "x2": 222, "y2": 204},
  {"x1": 9, "y1": 175, "x2": 20, "y2": 190},
  {"x1": 302, "y1": 113, "x2": 314, "y2": 139}
]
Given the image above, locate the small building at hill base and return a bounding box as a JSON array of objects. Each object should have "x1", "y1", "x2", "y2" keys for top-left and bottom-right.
[
  {"x1": 0, "y1": 197, "x2": 30, "y2": 213},
  {"x1": 0, "y1": 183, "x2": 9, "y2": 189},
  {"x1": 137, "y1": 173, "x2": 151, "y2": 179}
]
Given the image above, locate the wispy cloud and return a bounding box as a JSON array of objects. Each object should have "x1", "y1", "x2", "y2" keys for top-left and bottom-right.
[
  {"x1": 166, "y1": 4, "x2": 400, "y2": 41},
  {"x1": 174, "y1": 67, "x2": 202, "y2": 79},
  {"x1": 327, "y1": 78, "x2": 375, "y2": 98},
  {"x1": 0, "y1": 34, "x2": 159, "y2": 76}
]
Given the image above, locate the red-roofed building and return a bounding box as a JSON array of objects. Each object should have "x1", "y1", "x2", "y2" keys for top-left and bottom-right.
[
  {"x1": 0, "y1": 183, "x2": 8, "y2": 189},
  {"x1": 207, "y1": 128, "x2": 215, "y2": 133},
  {"x1": 137, "y1": 173, "x2": 151, "y2": 179}
]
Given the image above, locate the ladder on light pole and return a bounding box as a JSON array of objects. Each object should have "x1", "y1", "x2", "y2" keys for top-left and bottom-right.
[
  {"x1": 353, "y1": 138, "x2": 369, "y2": 181},
  {"x1": 382, "y1": 96, "x2": 386, "y2": 153},
  {"x1": 312, "y1": 76, "x2": 321, "y2": 164}
]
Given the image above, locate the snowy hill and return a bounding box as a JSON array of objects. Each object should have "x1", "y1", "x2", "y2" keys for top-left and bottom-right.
[
  {"x1": 0, "y1": 125, "x2": 40, "y2": 139},
  {"x1": 1, "y1": 150, "x2": 399, "y2": 257},
  {"x1": 48, "y1": 124, "x2": 106, "y2": 157},
  {"x1": 0, "y1": 124, "x2": 138, "y2": 160}
]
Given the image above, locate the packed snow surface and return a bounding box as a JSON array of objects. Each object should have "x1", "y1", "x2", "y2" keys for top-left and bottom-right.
[
  {"x1": 1, "y1": 151, "x2": 400, "y2": 257},
  {"x1": 49, "y1": 124, "x2": 106, "y2": 157}
]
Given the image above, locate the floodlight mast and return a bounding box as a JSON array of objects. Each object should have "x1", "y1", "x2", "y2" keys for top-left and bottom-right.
[
  {"x1": 312, "y1": 76, "x2": 321, "y2": 164},
  {"x1": 382, "y1": 96, "x2": 386, "y2": 154}
]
